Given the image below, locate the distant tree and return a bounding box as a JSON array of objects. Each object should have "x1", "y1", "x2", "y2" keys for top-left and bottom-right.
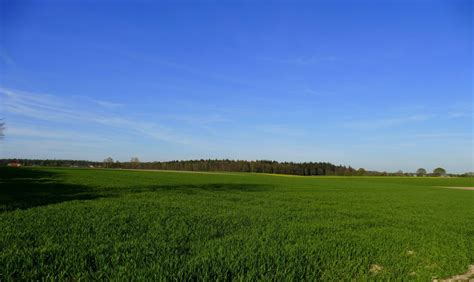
[
  {"x1": 416, "y1": 168, "x2": 427, "y2": 177},
  {"x1": 460, "y1": 172, "x2": 474, "y2": 177},
  {"x1": 0, "y1": 119, "x2": 5, "y2": 139},
  {"x1": 433, "y1": 167, "x2": 446, "y2": 177},
  {"x1": 130, "y1": 157, "x2": 140, "y2": 169},
  {"x1": 103, "y1": 157, "x2": 114, "y2": 168},
  {"x1": 356, "y1": 168, "x2": 366, "y2": 176},
  {"x1": 395, "y1": 170, "x2": 404, "y2": 176}
]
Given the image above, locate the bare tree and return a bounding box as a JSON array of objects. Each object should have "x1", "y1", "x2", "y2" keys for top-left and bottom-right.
[
  {"x1": 130, "y1": 157, "x2": 140, "y2": 169},
  {"x1": 103, "y1": 157, "x2": 114, "y2": 168}
]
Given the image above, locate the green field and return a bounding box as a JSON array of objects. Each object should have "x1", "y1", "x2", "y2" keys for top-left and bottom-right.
[{"x1": 1, "y1": 167, "x2": 473, "y2": 280}]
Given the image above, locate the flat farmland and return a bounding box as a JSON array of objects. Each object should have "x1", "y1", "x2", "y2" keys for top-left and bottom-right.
[{"x1": 1, "y1": 167, "x2": 473, "y2": 280}]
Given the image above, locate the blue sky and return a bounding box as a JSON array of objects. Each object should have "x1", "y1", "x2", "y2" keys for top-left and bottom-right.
[{"x1": 0, "y1": 0, "x2": 472, "y2": 173}]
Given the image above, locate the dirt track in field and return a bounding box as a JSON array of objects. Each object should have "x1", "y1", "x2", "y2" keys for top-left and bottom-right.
[
  {"x1": 436, "y1": 186, "x2": 474, "y2": 191},
  {"x1": 434, "y1": 265, "x2": 474, "y2": 282}
]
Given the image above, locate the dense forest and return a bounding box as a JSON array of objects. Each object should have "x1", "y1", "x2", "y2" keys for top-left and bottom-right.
[
  {"x1": 1, "y1": 158, "x2": 466, "y2": 176},
  {"x1": 2, "y1": 158, "x2": 363, "y2": 176}
]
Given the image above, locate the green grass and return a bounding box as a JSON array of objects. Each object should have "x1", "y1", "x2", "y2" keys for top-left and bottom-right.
[{"x1": 1, "y1": 167, "x2": 473, "y2": 280}]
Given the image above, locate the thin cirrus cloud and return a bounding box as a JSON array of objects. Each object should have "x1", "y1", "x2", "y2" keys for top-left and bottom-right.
[
  {"x1": 88, "y1": 41, "x2": 254, "y2": 88},
  {"x1": 255, "y1": 124, "x2": 306, "y2": 137},
  {"x1": 0, "y1": 52, "x2": 15, "y2": 66},
  {"x1": 6, "y1": 125, "x2": 110, "y2": 142},
  {"x1": 92, "y1": 99, "x2": 124, "y2": 109},
  {"x1": 0, "y1": 47, "x2": 16, "y2": 66},
  {"x1": 0, "y1": 87, "x2": 215, "y2": 148},
  {"x1": 258, "y1": 56, "x2": 341, "y2": 66},
  {"x1": 343, "y1": 114, "x2": 435, "y2": 130},
  {"x1": 17, "y1": 33, "x2": 254, "y2": 89},
  {"x1": 448, "y1": 112, "x2": 472, "y2": 119}
]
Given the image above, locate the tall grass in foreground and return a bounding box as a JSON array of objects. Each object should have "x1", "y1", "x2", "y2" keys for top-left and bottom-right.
[{"x1": 1, "y1": 167, "x2": 473, "y2": 280}]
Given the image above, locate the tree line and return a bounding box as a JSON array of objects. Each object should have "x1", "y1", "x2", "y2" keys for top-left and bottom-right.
[
  {"x1": 1, "y1": 158, "x2": 356, "y2": 176},
  {"x1": 1, "y1": 158, "x2": 465, "y2": 177}
]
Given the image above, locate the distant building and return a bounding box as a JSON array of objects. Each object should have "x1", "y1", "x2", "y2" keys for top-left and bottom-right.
[{"x1": 7, "y1": 162, "x2": 22, "y2": 167}]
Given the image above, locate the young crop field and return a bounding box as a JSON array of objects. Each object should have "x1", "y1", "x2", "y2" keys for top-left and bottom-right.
[{"x1": 1, "y1": 167, "x2": 473, "y2": 280}]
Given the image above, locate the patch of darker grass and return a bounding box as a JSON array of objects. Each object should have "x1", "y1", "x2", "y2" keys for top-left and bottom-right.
[{"x1": 0, "y1": 167, "x2": 101, "y2": 211}]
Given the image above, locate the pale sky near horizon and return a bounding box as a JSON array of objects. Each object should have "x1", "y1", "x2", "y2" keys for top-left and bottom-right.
[{"x1": 0, "y1": 0, "x2": 472, "y2": 173}]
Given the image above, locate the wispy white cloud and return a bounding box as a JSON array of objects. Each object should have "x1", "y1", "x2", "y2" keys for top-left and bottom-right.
[
  {"x1": 157, "y1": 113, "x2": 231, "y2": 125},
  {"x1": 6, "y1": 124, "x2": 111, "y2": 142},
  {"x1": 17, "y1": 33, "x2": 254, "y2": 88},
  {"x1": 93, "y1": 99, "x2": 123, "y2": 109},
  {"x1": 303, "y1": 87, "x2": 322, "y2": 96},
  {"x1": 259, "y1": 55, "x2": 341, "y2": 66},
  {"x1": 0, "y1": 48, "x2": 15, "y2": 66},
  {"x1": 447, "y1": 112, "x2": 472, "y2": 119},
  {"x1": 99, "y1": 46, "x2": 253, "y2": 87},
  {"x1": 255, "y1": 124, "x2": 306, "y2": 137},
  {"x1": 0, "y1": 87, "x2": 216, "y2": 147},
  {"x1": 68, "y1": 95, "x2": 125, "y2": 109},
  {"x1": 413, "y1": 132, "x2": 472, "y2": 141},
  {"x1": 344, "y1": 114, "x2": 434, "y2": 129},
  {"x1": 358, "y1": 132, "x2": 472, "y2": 144}
]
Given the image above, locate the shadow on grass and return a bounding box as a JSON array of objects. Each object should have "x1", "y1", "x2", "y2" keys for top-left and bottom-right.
[
  {"x1": 1, "y1": 167, "x2": 272, "y2": 211},
  {"x1": 0, "y1": 167, "x2": 101, "y2": 211}
]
